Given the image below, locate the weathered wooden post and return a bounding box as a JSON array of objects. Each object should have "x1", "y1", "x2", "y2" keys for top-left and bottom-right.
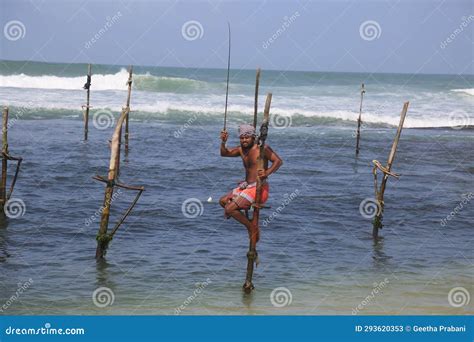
[
  {"x1": 94, "y1": 108, "x2": 144, "y2": 259},
  {"x1": 243, "y1": 93, "x2": 272, "y2": 293},
  {"x1": 355, "y1": 83, "x2": 365, "y2": 156},
  {"x1": 371, "y1": 101, "x2": 409, "y2": 239},
  {"x1": 253, "y1": 68, "x2": 261, "y2": 128},
  {"x1": 124, "y1": 65, "x2": 133, "y2": 153},
  {"x1": 1, "y1": 107, "x2": 23, "y2": 216},
  {"x1": 83, "y1": 64, "x2": 92, "y2": 141},
  {"x1": 1, "y1": 108, "x2": 9, "y2": 211}
]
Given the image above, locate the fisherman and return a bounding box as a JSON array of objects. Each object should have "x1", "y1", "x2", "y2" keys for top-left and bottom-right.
[{"x1": 219, "y1": 123, "x2": 282, "y2": 248}]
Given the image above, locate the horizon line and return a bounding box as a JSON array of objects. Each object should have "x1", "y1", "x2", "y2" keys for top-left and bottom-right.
[{"x1": 1, "y1": 58, "x2": 473, "y2": 77}]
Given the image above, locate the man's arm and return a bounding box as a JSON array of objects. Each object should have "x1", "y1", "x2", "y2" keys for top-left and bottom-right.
[
  {"x1": 220, "y1": 130, "x2": 240, "y2": 157},
  {"x1": 259, "y1": 145, "x2": 283, "y2": 178}
]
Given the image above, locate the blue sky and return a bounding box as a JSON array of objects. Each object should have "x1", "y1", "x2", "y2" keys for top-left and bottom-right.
[{"x1": 0, "y1": 0, "x2": 472, "y2": 74}]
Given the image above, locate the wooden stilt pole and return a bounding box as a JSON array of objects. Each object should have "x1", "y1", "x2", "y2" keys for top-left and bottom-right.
[
  {"x1": 355, "y1": 83, "x2": 365, "y2": 156},
  {"x1": 372, "y1": 101, "x2": 409, "y2": 239},
  {"x1": 1, "y1": 108, "x2": 9, "y2": 212},
  {"x1": 95, "y1": 108, "x2": 144, "y2": 259},
  {"x1": 83, "y1": 64, "x2": 92, "y2": 141},
  {"x1": 243, "y1": 93, "x2": 272, "y2": 293},
  {"x1": 124, "y1": 65, "x2": 133, "y2": 153},
  {"x1": 96, "y1": 109, "x2": 126, "y2": 259},
  {"x1": 253, "y1": 68, "x2": 261, "y2": 129},
  {"x1": 1, "y1": 107, "x2": 23, "y2": 217}
]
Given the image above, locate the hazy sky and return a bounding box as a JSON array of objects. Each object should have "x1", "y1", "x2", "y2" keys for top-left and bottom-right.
[{"x1": 1, "y1": 0, "x2": 472, "y2": 74}]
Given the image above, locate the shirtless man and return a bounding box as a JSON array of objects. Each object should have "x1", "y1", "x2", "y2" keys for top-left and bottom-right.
[{"x1": 219, "y1": 124, "x2": 283, "y2": 248}]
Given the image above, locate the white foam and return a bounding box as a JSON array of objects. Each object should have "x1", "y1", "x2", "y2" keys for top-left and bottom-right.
[
  {"x1": 2, "y1": 96, "x2": 470, "y2": 128},
  {"x1": 451, "y1": 88, "x2": 474, "y2": 96},
  {"x1": 0, "y1": 69, "x2": 214, "y2": 93},
  {"x1": 0, "y1": 69, "x2": 131, "y2": 91},
  {"x1": 1, "y1": 75, "x2": 472, "y2": 128}
]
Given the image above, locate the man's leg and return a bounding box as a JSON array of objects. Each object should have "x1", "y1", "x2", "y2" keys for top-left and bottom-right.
[
  {"x1": 224, "y1": 197, "x2": 259, "y2": 246},
  {"x1": 219, "y1": 191, "x2": 233, "y2": 208}
]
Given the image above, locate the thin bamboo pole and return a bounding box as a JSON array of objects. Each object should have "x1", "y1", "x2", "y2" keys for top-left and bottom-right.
[
  {"x1": 1, "y1": 107, "x2": 9, "y2": 212},
  {"x1": 83, "y1": 64, "x2": 92, "y2": 141},
  {"x1": 355, "y1": 83, "x2": 365, "y2": 156},
  {"x1": 0, "y1": 107, "x2": 23, "y2": 216},
  {"x1": 124, "y1": 65, "x2": 133, "y2": 153},
  {"x1": 372, "y1": 101, "x2": 409, "y2": 239}
]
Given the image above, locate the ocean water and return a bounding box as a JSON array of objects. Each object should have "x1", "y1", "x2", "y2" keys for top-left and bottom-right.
[{"x1": 0, "y1": 60, "x2": 472, "y2": 315}]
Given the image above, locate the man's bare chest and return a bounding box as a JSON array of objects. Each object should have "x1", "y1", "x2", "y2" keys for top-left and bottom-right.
[{"x1": 240, "y1": 148, "x2": 259, "y2": 169}]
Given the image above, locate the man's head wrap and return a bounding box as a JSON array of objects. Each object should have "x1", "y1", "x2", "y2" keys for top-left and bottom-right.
[{"x1": 239, "y1": 124, "x2": 256, "y2": 137}]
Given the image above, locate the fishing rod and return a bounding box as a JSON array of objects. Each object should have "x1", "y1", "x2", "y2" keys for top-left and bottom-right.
[{"x1": 223, "y1": 22, "x2": 231, "y2": 131}]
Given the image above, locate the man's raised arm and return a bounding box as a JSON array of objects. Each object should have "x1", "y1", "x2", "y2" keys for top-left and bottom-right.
[{"x1": 220, "y1": 130, "x2": 240, "y2": 157}]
